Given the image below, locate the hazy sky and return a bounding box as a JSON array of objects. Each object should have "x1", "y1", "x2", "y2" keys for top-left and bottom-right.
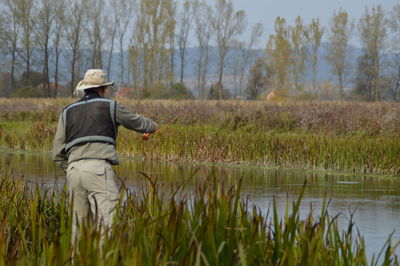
[{"x1": 203, "y1": 0, "x2": 399, "y2": 47}]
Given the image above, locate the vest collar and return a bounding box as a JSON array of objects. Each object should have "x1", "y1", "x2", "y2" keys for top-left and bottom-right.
[{"x1": 80, "y1": 92, "x2": 104, "y2": 101}]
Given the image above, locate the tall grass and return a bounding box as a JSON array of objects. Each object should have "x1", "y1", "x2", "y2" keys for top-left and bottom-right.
[
  {"x1": 1, "y1": 98, "x2": 400, "y2": 174},
  {"x1": 0, "y1": 173, "x2": 398, "y2": 265},
  {"x1": 1, "y1": 99, "x2": 399, "y2": 135},
  {"x1": 1, "y1": 122, "x2": 399, "y2": 174}
]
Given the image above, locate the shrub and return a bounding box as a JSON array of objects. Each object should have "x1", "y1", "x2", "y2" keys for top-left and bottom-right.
[
  {"x1": 10, "y1": 86, "x2": 43, "y2": 98},
  {"x1": 144, "y1": 83, "x2": 193, "y2": 100}
]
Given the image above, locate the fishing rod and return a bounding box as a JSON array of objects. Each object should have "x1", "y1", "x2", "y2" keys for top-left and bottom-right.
[
  {"x1": 142, "y1": 89, "x2": 223, "y2": 141},
  {"x1": 142, "y1": 102, "x2": 193, "y2": 140}
]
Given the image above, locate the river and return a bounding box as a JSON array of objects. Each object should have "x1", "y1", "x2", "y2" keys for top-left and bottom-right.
[{"x1": 1, "y1": 150, "x2": 399, "y2": 261}]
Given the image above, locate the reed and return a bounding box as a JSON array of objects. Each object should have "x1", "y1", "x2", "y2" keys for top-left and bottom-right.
[
  {"x1": 2, "y1": 121, "x2": 399, "y2": 174},
  {"x1": 1, "y1": 98, "x2": 400, "y2": 175},
  {"x1": 0, "y1": 174, "x2": 397, "y2": 265},
  {"x1": 1, "y1": 99, "x2": 399, "y2": 136}
]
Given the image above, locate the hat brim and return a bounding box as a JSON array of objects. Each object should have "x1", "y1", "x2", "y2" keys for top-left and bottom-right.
[{"x1": 76, "y1": 81, "x2": 115, "y2": 92}]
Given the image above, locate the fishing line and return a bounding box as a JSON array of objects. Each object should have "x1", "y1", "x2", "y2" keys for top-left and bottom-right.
[{"x1": 142, "y1": 88, "x2": 222, "y2": 140}]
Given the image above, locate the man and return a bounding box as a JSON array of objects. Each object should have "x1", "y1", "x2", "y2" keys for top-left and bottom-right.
[{"x1": 52, "y1": 69, "x2": 158, "y2": 244}]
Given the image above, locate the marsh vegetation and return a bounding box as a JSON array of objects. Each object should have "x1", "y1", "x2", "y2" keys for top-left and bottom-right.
[
  {"x1": 1, "y1": 99, "x2": 400, "y2": 175},
  {"x1": 0, "y1": 172, "x2": 398, "y2": 265}
]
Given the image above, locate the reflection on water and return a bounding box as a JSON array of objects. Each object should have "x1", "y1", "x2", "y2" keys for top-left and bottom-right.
[{"x1": 1, "y1": 150, "x2": 399, "y2": 259}]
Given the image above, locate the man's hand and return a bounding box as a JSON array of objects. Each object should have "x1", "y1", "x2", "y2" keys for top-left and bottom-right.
[
  {"x1": 143, "y1": 121, "x2": 159, "y2": 141},
  {"x1": 143, "y1": 133, "x2": 150, "y2": 140}
]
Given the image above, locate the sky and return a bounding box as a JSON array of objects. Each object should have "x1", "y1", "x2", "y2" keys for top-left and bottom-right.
[{"x1": 203, "y1": 0, "x2": 399, "y2": 48}]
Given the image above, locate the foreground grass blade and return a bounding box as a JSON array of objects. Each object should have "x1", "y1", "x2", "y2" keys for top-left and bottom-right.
[{"x1": 0, "y1": 173, "x2": 397, "y2": 265}]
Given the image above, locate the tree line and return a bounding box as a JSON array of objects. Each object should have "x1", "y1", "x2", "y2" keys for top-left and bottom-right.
[
  {"x1": 0, "y1": 0, "x2": 254, "y2": 99},
  {"x1": 0, "y1": 0, "x2": 399, "y2": 101},
  {"x1": 250, "y1": 5, "x2": 400, "y2": 101}
]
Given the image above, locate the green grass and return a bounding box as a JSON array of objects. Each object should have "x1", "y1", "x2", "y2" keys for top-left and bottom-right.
[
  {"x1": 1, "y1": 121, "x2": 400, "y2": 175},
  {"x1": 0, "y1": 173, "x2": 398, "y2": 265},
  {"x1": 1, "y1": 98, "x2": 400, "y2": 175}
]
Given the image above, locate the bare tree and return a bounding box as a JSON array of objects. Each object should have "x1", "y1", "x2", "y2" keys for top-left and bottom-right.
[
  {"x1": 231, "y1": 23, "x2": 263, "y2": 97},
  {"x1": 389, "y1": 4, "x2": 400, "y2": 100},
  {"x1": 358, "y1": 5, "x2": 388, "y2": 101},
  {"x1": 177, "y1": 0, "x2": 192, "y2": 85},
  {"x1": 391, "y1": 4, "x2": 400, "y2": 51},
  {"x1": 16, "y1": 0, "x2": 36, "y2": 74},
  {"x1": 105, "y1": 0, "x2": 118, "y2": 81},
  {"x1": 165, "y1": 0, "x2": 176, "y2": 85},
  {"x1": 53, "y1": 0, "x2": 65, "y2": 97},
  {"x1": 326, "y1": 8, "x2": 354, "y2": 101},
  {"x1": 130, "y1": 4, "x2": 144, "y2": 89},
  {"x1": 36, "y1": 0, "x2": 54, "y2": 97},
  {"x1": 388, "y1": 54, "x2": 400, "y2": 100},
  {"x1": 0, "y1": 0, "x2": 21, "y2": 92},
  {"x1": 193, "y1": 0, "x2": 212, "y2": 99},
  {"x1": 64, "y1": 0, "x2": 86, "y2": 95},
  {"x1": 308, "y1": 18, "x2": 324, "y2": 98},
  {"x1": 110, "y1": 0, "x2": 133, "y2": 85},
  {"x1": 86, "y1": 0, "x2": 108, "y2": 69},
  {"x1": 245, "y1": 57, "x2": 267, "y2": 100},
  {"x1": 211, "y1": 0, "x2": 246, "y2": 99}
]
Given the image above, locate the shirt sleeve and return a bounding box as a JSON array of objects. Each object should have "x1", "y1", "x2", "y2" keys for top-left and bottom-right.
[
  {"x1": 116, "y1": 102, "x2": 155, "y2": 133},
  {"x1": 52, "y1": 114, "x2": 68, "y2": 172}
]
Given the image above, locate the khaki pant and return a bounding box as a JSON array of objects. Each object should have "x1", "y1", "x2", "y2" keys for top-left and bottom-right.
[{"x1": 67, "y1": 159, "x2": 119, "y2": 245}]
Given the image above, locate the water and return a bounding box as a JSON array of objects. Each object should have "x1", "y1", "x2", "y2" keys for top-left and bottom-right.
[{"x1": 1, "y1": 150, "x2": 399, "y2": 260}]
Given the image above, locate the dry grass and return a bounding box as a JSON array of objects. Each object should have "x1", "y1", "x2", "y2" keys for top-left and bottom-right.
[
  {"x1": 1, "y1": 98, "x2": 399, "y2": 136},
  {"x1": 1, "y1": 98, "x2": 400, "y2": 174}
]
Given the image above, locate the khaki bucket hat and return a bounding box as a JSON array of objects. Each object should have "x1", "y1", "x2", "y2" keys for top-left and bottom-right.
[{"x1": 75, "y1": 69, "x2": 114, "y2": 92}]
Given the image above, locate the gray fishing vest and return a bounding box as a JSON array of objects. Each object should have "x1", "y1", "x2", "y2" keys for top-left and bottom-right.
[{"x1": 62, "y1": 98, "x2": 117, "y2": 152}]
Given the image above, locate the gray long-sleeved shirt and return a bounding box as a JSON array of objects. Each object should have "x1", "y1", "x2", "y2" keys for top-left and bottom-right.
[{"x1": 52, "y1": 101, "x2": 155, "y2": 172}]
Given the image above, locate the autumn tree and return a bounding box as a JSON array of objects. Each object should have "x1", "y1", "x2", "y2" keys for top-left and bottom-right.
[
  {"x1": 308, "y1": 18, "x2": 324, "y2": 98},
  {"x1": 265, "y1": 17, "x2": 291, "y2": 96},
  {"x1": 211, "y1": 0, "x2": 246, "y2": 99},
  {"x1": 326, "y1": 8, "x2": 354, "y2": 101},
  {"x1": 290, "y1": 16, "x2": 308, "y2": 91},
  {"x1": 130, "y1": 0, "x2": 176, "y2": 92},
  {"x1": 358, "y1": 5, "x2": 388, "y2": 101}
]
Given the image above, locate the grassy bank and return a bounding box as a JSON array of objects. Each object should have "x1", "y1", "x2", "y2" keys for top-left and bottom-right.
[
  {"x1": 0, "y1": 174, "x2": 397, "y2": 265},
  {"x1": 1, "y1": 98, "x2": 400, "y2": 175}
]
